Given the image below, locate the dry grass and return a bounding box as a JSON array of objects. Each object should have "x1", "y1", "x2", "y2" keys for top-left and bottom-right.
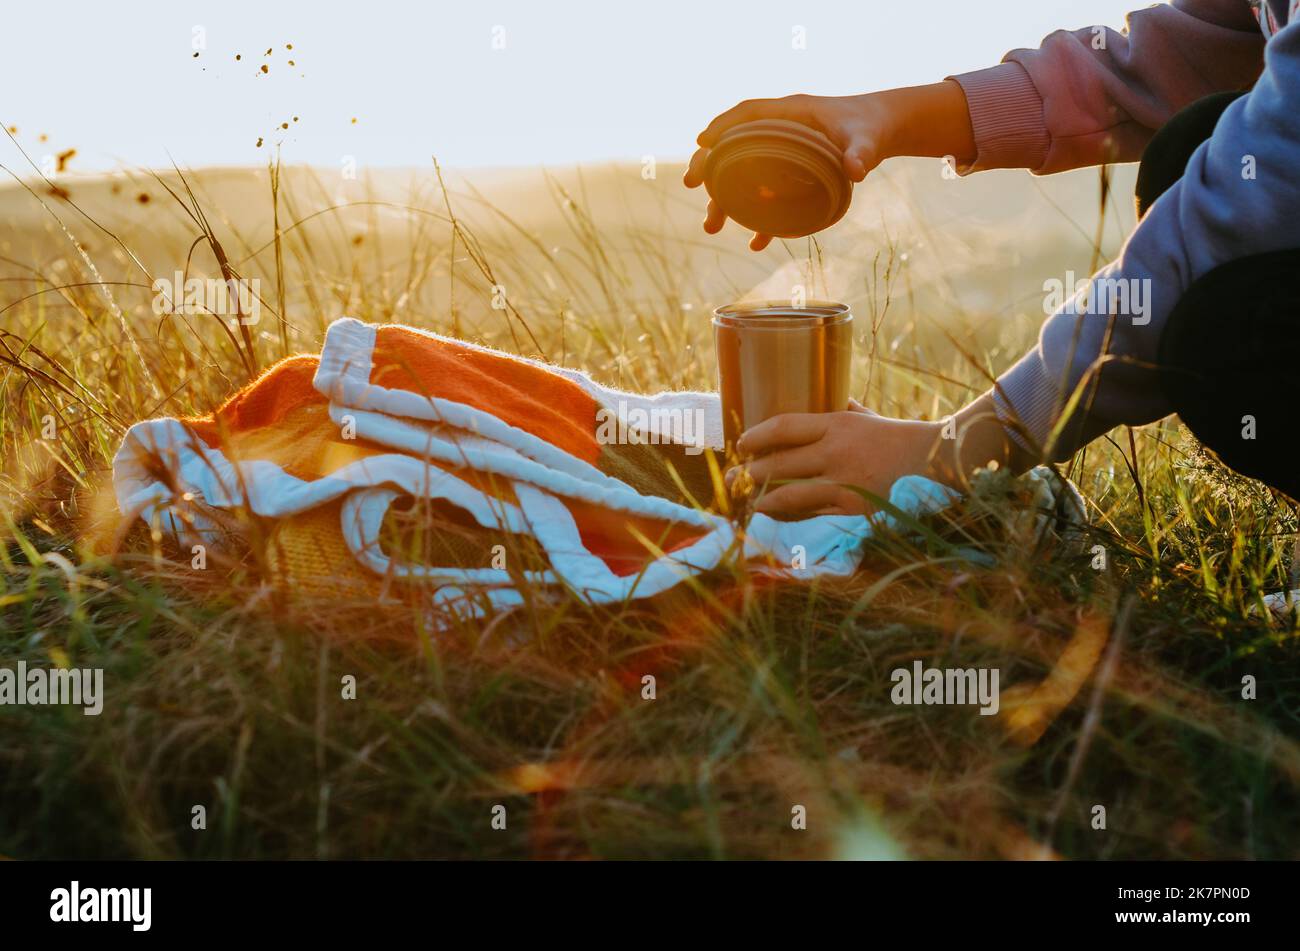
[{"x1": 1, "y1": 153, "x2": 1298, "y2": 859}]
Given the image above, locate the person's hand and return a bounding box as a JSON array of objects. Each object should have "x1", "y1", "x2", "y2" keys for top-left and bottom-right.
[
  {"x1": 725, "y1": 392, "x2": 1032, "y2": 517},
  {"x1": 725, "y1": 405, "x2": 945, "y2": 517},
  {"x1": 682, "y1": 82, "x2": 976, "y2": 251},
  {"x1": 682, "y1": 93, "x2": 895, "y2": 251}
]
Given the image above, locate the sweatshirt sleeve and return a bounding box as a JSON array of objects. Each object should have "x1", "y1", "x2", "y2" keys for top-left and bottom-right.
[
  {"x1": 992, "y1": 17, "x2": 1300, "y2": 461},
  {"x1": 949, "y1": 0, "x2": 1263, "y2": 174}
]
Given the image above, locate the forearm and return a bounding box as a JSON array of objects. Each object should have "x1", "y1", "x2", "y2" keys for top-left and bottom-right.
[
  {"x1": 874, "y1": 80, "x2": 976, "y2": 165},
  {"x1": 924, "y1": 392, "x2": 1038, "y2": 490}
]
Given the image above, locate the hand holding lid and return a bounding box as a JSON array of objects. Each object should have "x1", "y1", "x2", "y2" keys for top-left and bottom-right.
[
  {"x1": 684, "y1": 94, "x2": 886, "y2": 249},
  {"x1": 701, "y1": 119, "x2": 853, "y2": 240}
]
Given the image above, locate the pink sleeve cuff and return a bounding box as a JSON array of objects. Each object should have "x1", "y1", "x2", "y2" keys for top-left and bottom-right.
[{"x1": 948, "y1": 62, "x2": 1051, "y2": 173}]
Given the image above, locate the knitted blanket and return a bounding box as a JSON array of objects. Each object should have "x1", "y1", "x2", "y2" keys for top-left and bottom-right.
[{"x1": 112, "y1": 318, "x2": 959, "y2": 614}]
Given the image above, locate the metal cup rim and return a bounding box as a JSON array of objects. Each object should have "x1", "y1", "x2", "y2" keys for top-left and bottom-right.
[{"x1": 712, "y1": 300, "x2": 851, "y2": 328}]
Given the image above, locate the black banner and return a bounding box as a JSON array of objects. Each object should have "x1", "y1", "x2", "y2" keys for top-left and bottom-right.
[{"x1": 0, "y1": 860, "x2": 1280, "y2": 938}]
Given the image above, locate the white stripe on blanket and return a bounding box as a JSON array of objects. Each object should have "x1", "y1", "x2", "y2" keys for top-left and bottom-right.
[{"x1": 113, "y1": 317, "x2": 961, "y2": 613}]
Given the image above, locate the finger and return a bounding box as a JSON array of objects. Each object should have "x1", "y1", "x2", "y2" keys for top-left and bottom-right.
[
  {"x1": 736, "y1": 443, "x2": 827, "y2": 489},
  {"x1": 780, "y1": 120, "x2": 868, "y2": 172},
  {"x1": 752, "y1": 480, "x2": 843, "y2": 517},
  {"x1": 847, "y1": 398, "x2": 878, "y2": 415},
  {"x1": 737, "y1": 413, "x2": 831, "y2": 456},
  {"x1": 683, "y1": 147, "x2": 710, "y2": 188},
  {"x1": 749, "y1": 233, "x2": 773, "y2": 252},
  {"x1": 703, "y1": 198, "x2": 728, "y2": 234},
  {"x1": 698, "y1": 96, "x2": 801, "y2": 147}
]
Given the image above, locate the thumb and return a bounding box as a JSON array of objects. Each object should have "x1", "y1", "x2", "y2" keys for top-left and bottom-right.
[{"x1": 842, "y1": 136, "x2": 884, "y2": 183}]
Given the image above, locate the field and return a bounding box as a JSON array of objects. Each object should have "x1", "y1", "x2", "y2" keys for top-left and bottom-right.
[{"x1": 1, "y1": 153, "x2": 1298, "y2": 860}]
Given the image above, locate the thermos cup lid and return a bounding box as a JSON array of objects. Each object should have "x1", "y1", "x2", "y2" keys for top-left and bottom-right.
[{"x1": 702, "y1": 119, "x2": 852, "y2": 240}]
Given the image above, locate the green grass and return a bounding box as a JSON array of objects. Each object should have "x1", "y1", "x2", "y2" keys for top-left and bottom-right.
[{"x1": 1, "y1": 159, "x2": 1298, "y2": 860}]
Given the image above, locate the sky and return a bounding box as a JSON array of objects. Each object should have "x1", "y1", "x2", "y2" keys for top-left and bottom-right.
[{"x1": 3, "y1": 0, "x2": 1142, "y2": 174}]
